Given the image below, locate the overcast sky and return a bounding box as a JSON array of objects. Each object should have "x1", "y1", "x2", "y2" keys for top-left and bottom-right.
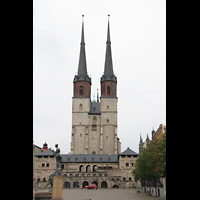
[{"x1": 33, "y1": 0, "x2": 166, "y2": 154}]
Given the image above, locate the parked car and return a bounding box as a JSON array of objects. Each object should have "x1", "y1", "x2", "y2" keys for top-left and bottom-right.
[{"x1": 84, "y1": 184, "x2": 98, "y2": 189}]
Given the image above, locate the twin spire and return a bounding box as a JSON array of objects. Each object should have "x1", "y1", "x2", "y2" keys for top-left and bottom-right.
[
  {"x1": 74, "y1": 15, "x2": 117, "y2": 84},
  {"x1": 73, "y1": 15, "x2": 91, "y2": 83},
  {"x1": 101, "y1": 14, "x2": 117, "y2": 82}
]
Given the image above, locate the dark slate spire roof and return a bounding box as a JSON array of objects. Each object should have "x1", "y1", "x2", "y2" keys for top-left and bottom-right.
[
  {"x1": 101, "y1": 15, "x2": 117, "y2": 83},
  {"x1": 74, "y1": 15, "x2": 91, "y2": 84},
  {"x1": 140, "y1": 134, "x2": 143, "y2": 142},
  {"x1": 119, "y1": 147, "x2": 139, "y2": 156}
]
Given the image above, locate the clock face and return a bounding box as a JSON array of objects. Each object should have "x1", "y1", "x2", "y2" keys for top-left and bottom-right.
[{"x1": 92, "y1": 125, "x2": 97, "y2": 131}]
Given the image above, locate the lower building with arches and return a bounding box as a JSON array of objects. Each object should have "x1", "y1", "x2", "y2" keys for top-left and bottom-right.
[{"x1": 34, "y1": 146, "x2": 141, "y2": 189}]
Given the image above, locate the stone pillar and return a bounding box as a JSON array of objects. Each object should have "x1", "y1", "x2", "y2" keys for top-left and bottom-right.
[{"x1": 52, "y1": 175, "x2": 63, "y2": 200}]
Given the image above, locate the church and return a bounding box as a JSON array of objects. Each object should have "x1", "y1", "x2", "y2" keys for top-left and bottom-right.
[
  {"x1": 71, "y1": 15, "x2": 120, "y2": 155},
  {"x1": 34, "y1": 15, "x2": 140, "y2": 189}
]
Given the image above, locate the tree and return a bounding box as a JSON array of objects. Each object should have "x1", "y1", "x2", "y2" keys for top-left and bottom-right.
[
  {"x1": 132, "y1": 132, "x2": 166, "y2": 196},
  {"x1": 157, "y1": 132, "x2": 166, "y2": 177}
]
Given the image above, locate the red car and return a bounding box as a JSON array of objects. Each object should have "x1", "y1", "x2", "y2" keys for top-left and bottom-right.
[{"x1": 84, "y1": 184, "x2": 98, "y2": 189}]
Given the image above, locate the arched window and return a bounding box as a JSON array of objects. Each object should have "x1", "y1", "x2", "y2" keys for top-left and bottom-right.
[
  {"x1": 86, "y1": 165, "x2": 91, "y2": 172},
  {"x1": 107, "y1": 86, "x2": 110, "y2": 95},
  {"x1": 82, "y1": 181, "x2": 89, "y2": 188},
  {"x1": 73, "y1": 181, "x2": 79, "y2": 188},
  {"x1": 80, "y1": 86, "x2": 83, "y2": 95},
  {"x1": 64, "y1": 181, "x2": 70, "y2": 188},
  {"x1": 92, "y1": 116, "x2": 97, "y2": 131},
  {"x1": 123, "y1": 177, "x2": 126, "y2": 181},
  {"x1": 79, "y1": 165, "x2": 84, "y2": 172},
  {"x1": 79, "y1": 104, "x2": 83, "y2": 110},
  {"x1": 93, "y1": 165, "x2": 97, "y2": 172},
  {"x1": 92, "y1": 116, "x2": 97, "y2": 124},
  {"x1": 101, "y1": 181, "x2": 108, "y2": 188}
]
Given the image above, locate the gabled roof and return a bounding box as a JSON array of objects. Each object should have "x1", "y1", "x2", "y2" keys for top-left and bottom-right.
[
  {"x1": 35, "y1": 149, "x2": 55, "y2": 157},
  {"x1": 119, "y1": 147, "x2": 139, "y2": 156},
  {"x1": 34, "y1": 144, "x2": 41, "y2": 149},
  {"x1": 61, "y1": 154, "x2": 118, "y2": 163}
]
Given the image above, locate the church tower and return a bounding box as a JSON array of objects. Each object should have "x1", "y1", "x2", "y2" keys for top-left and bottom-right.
[
  {"x1": 100, "y1": 15, "x2": 118, "y2": 154},
  {"x1": 139, "y1": 134, "x2": 143, "y2": 154},
  {"x1": 70, "y1": 15, "x2": 120, "y2": 155},
  {"x1": 71, "y1": 15, "x2": 92, "y2": 154}
]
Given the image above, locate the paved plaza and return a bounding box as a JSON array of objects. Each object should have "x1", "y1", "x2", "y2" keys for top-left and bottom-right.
[{"x1": 33, "y1": 188, "x2": 164, "y2": 200}]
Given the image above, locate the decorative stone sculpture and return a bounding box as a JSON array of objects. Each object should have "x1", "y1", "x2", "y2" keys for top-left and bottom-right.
[
  {"x1": 52, "y1": 144, "x2": 63, "y2": 199},
  {"x1": 48, "y1": 172, "x2": 55, "y2": 187},
  {"x1": 55, "y1": 144, "x2": 61, "y2": 169},
  {"x1": 54, "y1": 144, "x2": 62, "y2": 176}
]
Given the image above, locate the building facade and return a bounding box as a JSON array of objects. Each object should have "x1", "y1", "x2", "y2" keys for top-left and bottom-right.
[
  {"x1": 34, "y1": 147, "x2": 140, "y2": 189},
  {"x1": 34, "y1": 16, "x2": 140, "y2": 189},
  {"x1": 153, "y1": 124, "x2": 166, "y2": 140},
  {"x1": 139, "y1": 124, "x2": 166, "y2": 154}
]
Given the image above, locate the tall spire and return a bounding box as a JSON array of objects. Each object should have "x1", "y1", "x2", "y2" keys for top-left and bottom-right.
[
  {"x1": 106, "y1": 15, "x2": 111, "y2": 44},
  {"x1": 140, "y1": 133, "x2": 142, "y2": 142},
  {"x1": 101, "y1": 15, "x2": 117, "y2": 83},
  {"x1": 80, "y1": 15, "x2": 85, "y2": 45},
  {"x1": 74, "y1": 15, "x2": 91, "y2": 83}
]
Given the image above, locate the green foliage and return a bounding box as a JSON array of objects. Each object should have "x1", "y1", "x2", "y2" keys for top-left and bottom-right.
[{"x1": 132, "y1": 132, "x2": 166, "y2": 182}]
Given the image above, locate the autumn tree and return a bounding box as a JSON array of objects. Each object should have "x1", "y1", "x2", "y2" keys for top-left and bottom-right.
[{"x1": 132, "y1": 132, "x2": 166, "y2": 196}]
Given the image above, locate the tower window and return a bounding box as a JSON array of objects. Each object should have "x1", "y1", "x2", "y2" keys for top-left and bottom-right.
[
  {"x1": 107, "y1": 86, "x2": 110, "y2": 95},
  {"x1": 80, "y1": 86, "x2": 83, "y2": 95},
  {"x1": 92, "y1": 116, "x2": 97, "y2": 131},
  {"x1": 93, "y1": 116, "x2": 97, "y2": 124},
  {"x1": 107, "y1": 119, "x2": 109, "y2": 124},
  {"x1": 79, "y1": 104, "x2": 83, "y2": 110}
]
